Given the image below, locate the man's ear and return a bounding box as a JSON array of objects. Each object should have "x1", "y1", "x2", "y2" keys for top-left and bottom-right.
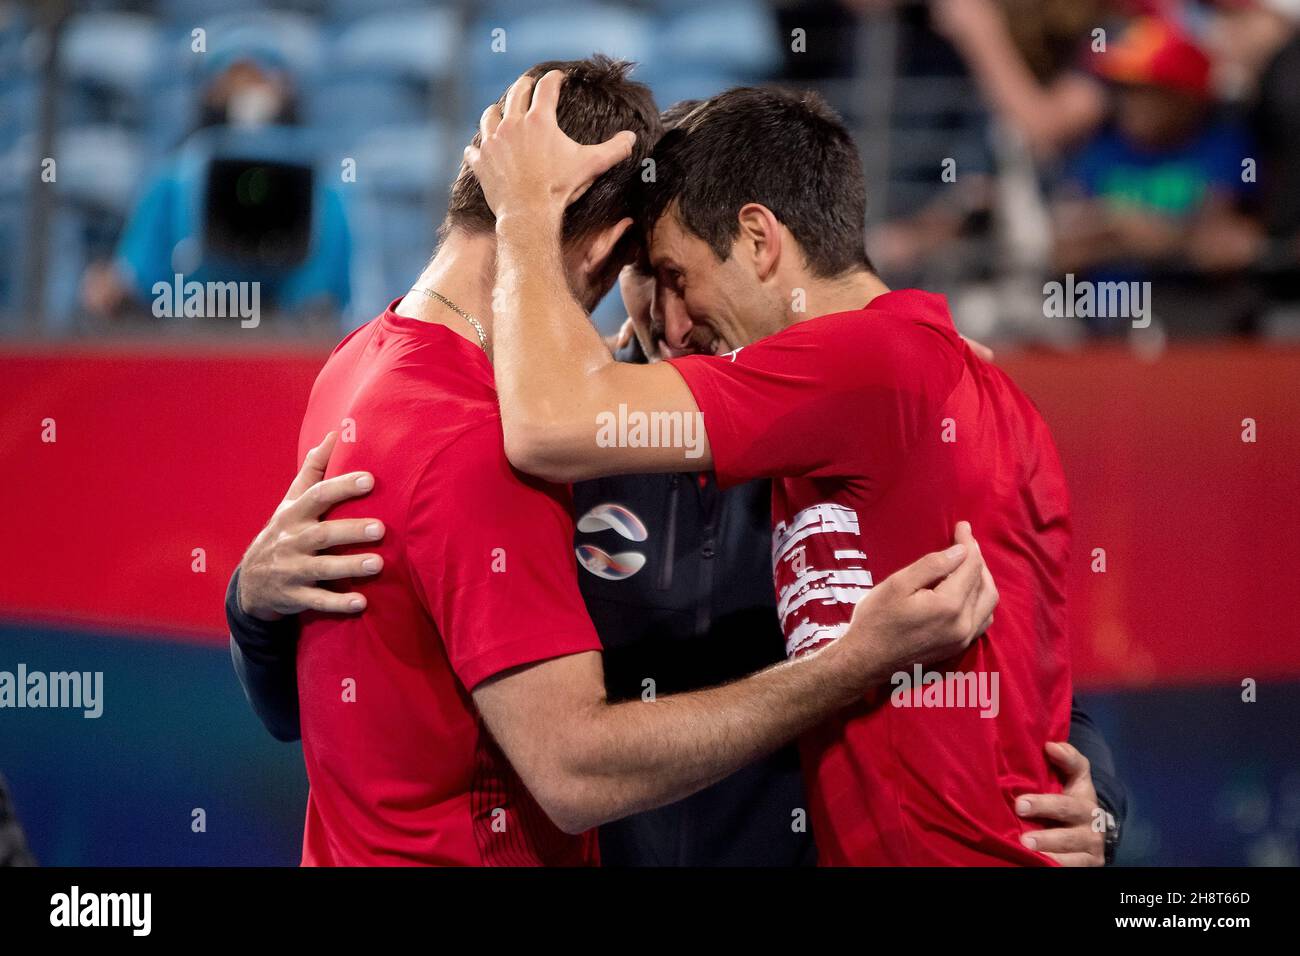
[
  {"x1": 736, "y1": 203, "x2": 782, "y2": 281},
  {"x1": 582, "y1": 216, "x2": 636, "y2": 279}
]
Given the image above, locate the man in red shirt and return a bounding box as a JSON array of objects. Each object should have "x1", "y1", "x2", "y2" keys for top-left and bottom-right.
[
  {"x1": 259, "y1": 59, "x2": 998, "y2": 866},
  {"x1": 468, "y1": 77, "x2": 1074, "y2": 865}
]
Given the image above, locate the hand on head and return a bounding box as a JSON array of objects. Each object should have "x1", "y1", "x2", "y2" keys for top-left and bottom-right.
[{"x1": 464, "y1": 70, "x2": 637, "y2": 224}]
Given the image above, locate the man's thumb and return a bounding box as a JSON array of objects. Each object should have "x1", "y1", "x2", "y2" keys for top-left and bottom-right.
[
  {"x1": 586, "y1": 130, "x2": 636, "y2": 175},
  {"x1": 287, "y1": 431, "x2": 338, "y2": 499},
  {"x1": 898, "y1": 542, "x2": 968, "y2": 593},
  {"x1": 1046, "y1": 740, "x2": 1089, "y2": 782}
]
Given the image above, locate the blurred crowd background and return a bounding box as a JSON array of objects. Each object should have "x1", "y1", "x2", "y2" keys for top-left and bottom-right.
[{"x1": 2, "y1": 0, "x2": 1298, "y2": 342}]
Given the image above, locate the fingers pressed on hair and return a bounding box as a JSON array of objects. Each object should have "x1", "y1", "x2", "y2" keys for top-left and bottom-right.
[{"x1": 503, "y1": 73, "x2": 537, "y2": 119}]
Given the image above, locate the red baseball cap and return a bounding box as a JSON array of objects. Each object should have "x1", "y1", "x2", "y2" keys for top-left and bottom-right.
[{"x1": 1093, "y1": 17, "x2": 1213, "y2": 99}]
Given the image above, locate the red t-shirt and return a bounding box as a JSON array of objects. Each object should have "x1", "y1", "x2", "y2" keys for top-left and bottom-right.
[
  {"x1": 669, "y1": 290, "x2": 1072, "y2": 866},
  {"x1": 294, "y1": 303, "x2": 601, "y2": 866}
]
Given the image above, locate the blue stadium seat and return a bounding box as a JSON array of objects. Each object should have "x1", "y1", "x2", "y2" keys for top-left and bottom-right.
[
  {"x1": 642, "y1": 71, "x2": 744, "y2": 112},
  {"x1": 0, "y1": 138, "x2": 33, "y2": 320},
  {"x1": 157, "y1": 0, "x2": 270, "y2": 22},
  {"x1": 312, "y1": 10, "x2": 462, "y2": 159},
  {"x1": 58, "y1": 12, "x2": 162, "y2": 129},
  {"x1": 52, "y1": 125, "x2": 145, "y2": 215},
  {"x1": 32, "y1": 125, "x2": 146, "y2": 326},
  {"x1": 62, "y1": 11, "x2": 162, "y2": 90},
  {"x1": 332, "y1": 8, "x2": 460, "y2": 81},
  {"x1": 349, "y1": 122, "x2": 451, "y2": 197},
  {"x1": 0, "y1": 4, "x2": 33, "y2": 76},
  {"x1": 59, "y1": 12, "x2": 161, "y2": 92},
  {"x1": 324, "y1": 0, "x2": 453, "y2": 23},
  {"x1": 0, "y1": 124, "x2": 143, "y2": 329},
  {"x1": 0, "y1": 74, "x2": 39, "y2": 147},
  {"x1": 652, "y1": 1, "x2": 780, "y2": 78},
  {"x1": 640, "y1": 0, "x2": 713, "y2": 11},
  {"x1": 468, "y1": 2, "x2": 654, "y2": 107},
  {"x1": 41, "y1": 205, "x2": 95, "y2": 331},
  {"x1": 141, "y1": 73, "x2": 197, "y2": 155},
  {"x1": 344, "y1": 123, "x2": 449, "y2": 325},
  {"x1": 307, "y1": 71, "x2": 432, "y2": 150},
  {"x1": 471, "y1": 0, "x2": 583, "y2": 13}
]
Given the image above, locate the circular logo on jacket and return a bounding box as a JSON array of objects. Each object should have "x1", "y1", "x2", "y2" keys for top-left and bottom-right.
[
  {"x1": 574, "y1": 544, "x2": 647, "y2": 581},
  {"x1": 575, "y1": 503, "x2": 648, "y2": 579}
]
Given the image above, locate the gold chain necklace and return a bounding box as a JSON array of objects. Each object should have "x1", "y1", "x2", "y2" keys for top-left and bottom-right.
[{"x1": 410, "y1": 287, "x2": 488, "y2": 352}]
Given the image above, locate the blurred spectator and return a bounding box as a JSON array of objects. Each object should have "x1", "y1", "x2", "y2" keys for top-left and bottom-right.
[
  {"x1": 933, "y1": 0, "x2": 1111, "y2": 161},
  {"x1": 1209, "y1": 0, "x2": 1300, "y2": 333},
  {"x1": 1205, "y1": 0, "x2": 1298, "y2": 101},
  {"x1": 1252, "y1": 2, "x2": 1300, "y2": 278},
  {"x1": 865, "y1": 0, "x2": 1112, "y2": 342},
  {"x1": 852, "y1": 0, "x2": 999, "y2": 286},
  {"x1": 80, "y1": 43, "x2": 351, "y2": 323},
  {"x1": 1051, "y1": 16, "x2": 1263, "y2": 335},
  {"x1": 192, "y1": 46, "x2": 300, "y2": 133}
]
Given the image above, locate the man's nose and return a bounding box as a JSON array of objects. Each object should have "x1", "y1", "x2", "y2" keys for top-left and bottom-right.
[{"x1": 661, "y1": 297, "x2": 695, "y2": 351}]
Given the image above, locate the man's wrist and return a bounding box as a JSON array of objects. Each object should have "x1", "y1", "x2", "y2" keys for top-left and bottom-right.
[
  {"x1": 808, "y1": 633, "x2": 888, "y2": 707},
  {"x1": 236, "y1": 570, "x2": 282, "y2": 623},
  {"x1": 1100, "y1": 803, "x2": 1121, "y2": 865},
  {"x1": 226, "y1": 568, "x2": 298, "y2": 658},
  {"x1": 494, "y1": 203, "x2": 564, "y2": 241}
]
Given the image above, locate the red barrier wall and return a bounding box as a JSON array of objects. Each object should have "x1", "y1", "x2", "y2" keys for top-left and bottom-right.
[{"x1": 3, "y1": 342, "x2": 1297, "y2": 689}]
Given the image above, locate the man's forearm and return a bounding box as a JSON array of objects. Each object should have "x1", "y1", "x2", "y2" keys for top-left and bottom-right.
[
  {"x1": 226, "y1": 567, "x2": 302, "y2": 742},
  {"x1": 541, "y1": 639, "x2": 878, "y2": 833},
  {"x1": 479, "y1": 528, "x2": 994, "y2": 834},
  {"x1": 493, "y1": 212, "x2": 620, "y2": 470},
  {"x1": 952, "y1": 27, "x2": 1058, "y2": 153}
]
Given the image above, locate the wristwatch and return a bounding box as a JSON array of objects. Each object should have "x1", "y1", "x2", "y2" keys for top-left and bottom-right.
[{"x1": 1101, "y1": 808, "x2": 1121, "y2": 865}]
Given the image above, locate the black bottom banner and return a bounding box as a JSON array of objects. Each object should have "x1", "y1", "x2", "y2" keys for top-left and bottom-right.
[{"x1": 0, "y1": 865, "x2": 1294, "y2": 942}]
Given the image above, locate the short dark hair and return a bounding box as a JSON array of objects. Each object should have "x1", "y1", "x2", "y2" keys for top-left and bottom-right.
[
  {"x1": 638, "y1": 86, "x2": 873, "y2": 278},
  {"x1": 659, "y1": 99, "x2": 703, "y2": 130},
  {"x1": 445, "y1": 55, "x2": 661, "y2": 243}
]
